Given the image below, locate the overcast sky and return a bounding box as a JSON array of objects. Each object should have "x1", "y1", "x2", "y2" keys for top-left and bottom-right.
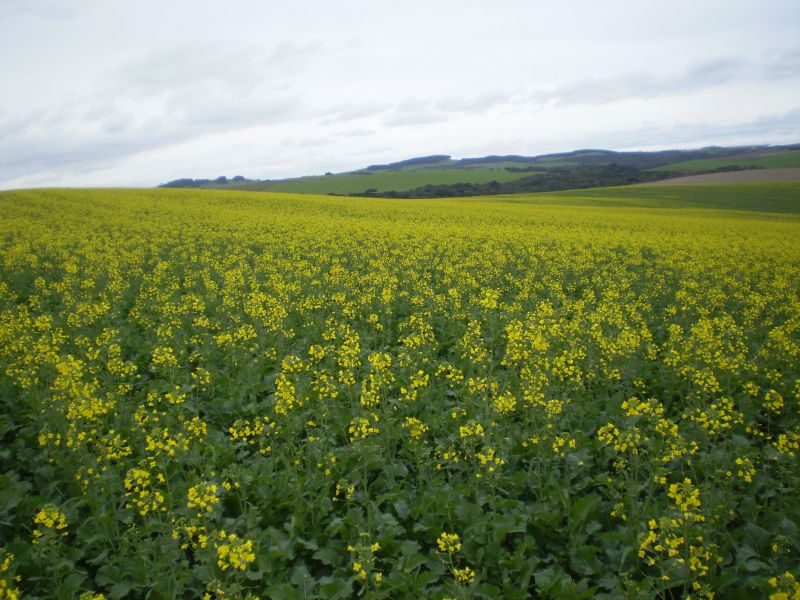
[{"x1": 1, "y1": 0, "x2": 799, "y2": 188}]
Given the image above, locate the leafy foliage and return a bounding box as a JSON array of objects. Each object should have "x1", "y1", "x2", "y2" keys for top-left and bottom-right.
[{"x1": 0, "y1": 187, "x2": 799, "y2": 599}]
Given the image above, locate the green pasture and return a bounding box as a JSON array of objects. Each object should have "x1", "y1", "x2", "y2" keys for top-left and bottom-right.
[{"x1": 652, "y1": 150, "x2": 800, "y2": 172}]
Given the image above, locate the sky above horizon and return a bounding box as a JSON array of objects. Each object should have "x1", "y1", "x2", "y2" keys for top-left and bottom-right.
[{"x1": 1, "y1": 0, "x2": 799, "y2": 189}]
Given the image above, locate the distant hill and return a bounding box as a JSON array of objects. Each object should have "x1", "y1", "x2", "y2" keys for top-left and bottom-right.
[
  {"x1": 650, "y1": 148, "x2": 800, "y2": 172},
  {"x1": 365, "y1": 155, "x2": 451, "y2": 171},
  {"x1": 159, "y1": 143, "x2": 800, "y2": 196}
]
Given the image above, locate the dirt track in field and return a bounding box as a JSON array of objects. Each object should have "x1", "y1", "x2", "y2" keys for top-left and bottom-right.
[
  {"x1": 728, "y1": 149, "x2": 795, "y2": 159},
  {"x1": 641, "y1": 168, "x2": 800, "y2": 185}
]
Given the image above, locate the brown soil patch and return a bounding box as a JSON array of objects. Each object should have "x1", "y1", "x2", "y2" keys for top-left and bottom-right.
[
  {"x1": 641, "y1": 168, "x2": 800, "y2": 186},
  {"x1": 730, "y1": 149, "x2": 795, "y2": 159}
]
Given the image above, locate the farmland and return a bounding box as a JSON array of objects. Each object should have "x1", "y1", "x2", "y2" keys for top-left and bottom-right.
[
  {"x1": 636, "y1": 169, "x2": 800, "y2": 187},
  {"x1": 650, "y1": 150, "x2": 800, "y2": 173},
  {"x1": 231, "y1": 168, "x2": 530, "y2": 195},
  {"x1": 159, "y1": 145, "x2": 800, "y2": 197},
  {"x1": 538, "y1": 181, "x2": 800, "y2": 212},
  {"x1": 1, "y1": 184, "x2": 799, "y2": 599}
]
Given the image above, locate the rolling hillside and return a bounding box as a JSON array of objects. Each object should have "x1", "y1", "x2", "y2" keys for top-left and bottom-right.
[
  {"x1": 229, "y1": 168, "x2": 530, "y2": 194},
  {"x1": 650, "y1": 149, "x2": 800, "y2": 172},
  {"x1": 159, "y1": 144, "x2": 800, "y2": 196}
]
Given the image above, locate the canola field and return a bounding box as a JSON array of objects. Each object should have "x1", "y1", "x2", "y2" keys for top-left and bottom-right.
[{"x1": 0, "y1": 186, "x2": 799, "y2": 599}]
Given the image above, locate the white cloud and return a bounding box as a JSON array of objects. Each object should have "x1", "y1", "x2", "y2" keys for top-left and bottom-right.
[{"x1": 0, "y1": 0, "x2": 798, "y2": 188}]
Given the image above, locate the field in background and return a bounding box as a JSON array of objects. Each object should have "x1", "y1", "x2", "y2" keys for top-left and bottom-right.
[
  {"x1": 162, "y1": 145, "x2": 800, "y2": 196},
  {"x1": 0, "y1": 184, "x2": 799, "y2": 599},
  {"x1": 235, "y1": 168, "x2": 530, "y2": 194},
  {"x1": 534, "y1": 181, "x2": 800, "y2": 212},
  {"x1": 240, "y1": 167, "x2": 800, "y2": 197},
  {"x1": 651, "y1": 149, "x2": 800, "y2": 172},
  {"x1": 635, "y1": 168, "x2": 800, "y2": 186}
]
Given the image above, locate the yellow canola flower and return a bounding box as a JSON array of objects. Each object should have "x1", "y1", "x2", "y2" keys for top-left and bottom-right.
[
  {"x1": 187, "y1": 482, "x2": 221, "y2": 515},
  {"x1": 768, "y1": 571, "x2": 800, "y2": 600},
  {"x1": 402, "y1": 416, "x2": 429, "y2": 441},
  {"x1": 0, "y1": 550, "x2": 21, "y2": 600},
  {"x1": 32, "y1": 504, "x2": 68, "y2": 543},
  {"x1": 3, "y1": 175, "x2": 800, "y2": 600},
  {"x1": 215, "y1": 530, "x2": 256, "y2": 572},
  {"x1": 348, "y1": 414, "x2": 380, "y2": 442},
  {"x1": 453, "y1": 566, "x2": 476, "y2": 585},
  {"x1": 667, "y1": 478, "x2": 703, "y2": 519},
  {"x1": 492, "y1": 390, "x2": 517, "y2": 415},
  {"x1": 437, "y1": 532, "x2": 462, "y2": 554}
]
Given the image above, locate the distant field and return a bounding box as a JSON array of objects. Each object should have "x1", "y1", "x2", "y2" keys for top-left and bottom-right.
[
  {"x1": 161, "y1": 146, "x2": 800, "y2": 196},
  {"x1": 424, "y1": 161, "x2": 580, "y2": 170},
  {"x1": 196, "y1": 162, "x2": 582, "y2": 195},
  {"x1": 552, "y1": 181, "x2": 800, "y2": 212},
  {"x1": 652, "y1": 149, "x2": 800, "y2": 172},
  {"x1": 237, "y1": 168, "x2": 531, "y2": 194},
  {"x1": 480, "y1": 181, "x2": 800, "y2": 213},
  {"x1": 640, "y1": 168, "x2": 800, "y2": 186}
]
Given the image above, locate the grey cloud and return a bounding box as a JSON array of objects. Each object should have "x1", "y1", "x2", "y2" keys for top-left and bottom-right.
[
  {"x1": 533, "y1": 54, "x2": 799, "y2": 108},
  {"x1": 760, "y1": 47, "x2": 800, "y2": 81},
  {"x1": 361, "y1": 88, "x2": 528, "y2": 132},
  {"x1": 281, "y1": 135, "x2": 340, "y2": 150},
  {"x1": 682, "y1": 58, "x2": 745, "y2": 87},
  {"x1": 0, "y1": 0, "x2": 78, "y2": 20},
  {"x1": 1, "y1": 135, "x2": 166, "y2": 177},
  {"x1": 383, "y1": 91, "x2": 516, "y2": 127},
  {"x1": 217, "y1": 87, "x2": 510, "y2": 132},
  {"x1": 263, "y1": 41, "x2": 324, "y2": 74},
  {"x1": 663, "y1": 108, "x2": 800, "y2": 143},
  {"x1": 384, "y1": 98, "x2": 452, "y2": 127},
  {"x1": 534, "y1": 59, "x2": 742, "y2": 107},
  {"x1": 0, "y1": 85, "x2": 303, "y2": 183},
  {"x1": 434, "y1": 91, "x2": 517, "y2": 113},
  {"x1": 580, "y1": 108, "x2": 800, "y2": 150},
  {"x1": 340, "y1": 128, "x2": 376, "y2": 138},
  {"x1": 105, "y1": 40, "x2": 322, "y2": 132},
  {"x1": 317, "y1": 102, "x2": 390, "y2": 126},
  {"x1": 2, "y1": 3, "x2": 799, "y2": 190},
  {"x1": 0, "y1": 110, "x2": 45, "y2": 139},
  {"x1": 0, "y1": 39, "x2": 327, "y2": 183},
  {"x1": 160, "y1": 83, "x2": 302, "y2": 129},
  {"x1": 441, "y1": 109, "x2": 800, "y2": 171},
  {"x1": 112, "y1": 40, "x2": 318, "y2": 94}
]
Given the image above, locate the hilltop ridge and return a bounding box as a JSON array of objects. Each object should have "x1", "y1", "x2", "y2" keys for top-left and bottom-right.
[{"x1": 159, "y1": 143, "x2": 800, "y2": 197}]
